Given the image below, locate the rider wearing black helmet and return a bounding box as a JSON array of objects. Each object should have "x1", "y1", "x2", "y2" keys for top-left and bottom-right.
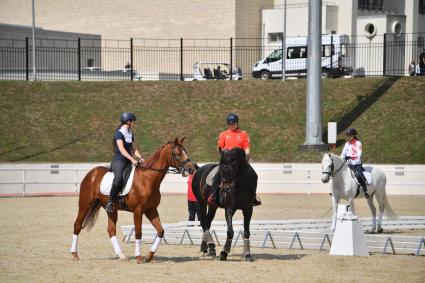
[
  {"x1": 208, "y1": 113, "x2": 261, "y2": 206},
  {"x1": 340, "y1": 128, "x2": 369, "y2": 198},
  {"x1": 105, "y1": 112, "x2": 144, "y2": 213}
]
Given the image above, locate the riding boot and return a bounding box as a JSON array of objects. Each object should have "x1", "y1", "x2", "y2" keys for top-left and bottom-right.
[
  {"x1": 253, "y1": 194, "x2": 261, "y2": 206},
  {"x1": 358, "y1": 176, "x2": 369, "y2": 199},
  {"x1": 106, "y1": 183, "x2": 120, "y2": 213},
  {"x1": 208, "y1": 175, "x2": 220, "y2": 207}
]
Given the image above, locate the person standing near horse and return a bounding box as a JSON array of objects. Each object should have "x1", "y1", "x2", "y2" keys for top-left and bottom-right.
[
  {"x1": 340, "y1": 128, "x2": 369, "y2": 199},
  {"x1": 208, "y1": 113, "x2": 261, "y2": 206},
  {"x1": 105, "y1": 112, "x2": 144, "y2": 213},
  {"x1": 186, "y1": 164, "x2": 201, "y2": 221}
]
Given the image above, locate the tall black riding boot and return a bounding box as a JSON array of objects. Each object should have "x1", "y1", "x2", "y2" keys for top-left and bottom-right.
[{"x1": 106, "y1": 183, "x2": 120, "y2": 213}]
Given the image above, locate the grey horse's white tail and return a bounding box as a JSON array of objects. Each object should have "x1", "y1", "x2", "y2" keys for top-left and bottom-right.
[{"x1": 382, "y1": 189, "x2": 398, "y2": 219}]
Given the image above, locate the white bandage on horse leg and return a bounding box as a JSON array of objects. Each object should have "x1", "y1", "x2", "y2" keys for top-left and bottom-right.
[
  {"x1": 110, "y1": 236, "x2": 122, "y2": 255},
  {"x1": 135, "y1": 239, "x2": 142, "y2": 257},
  {"x1": 150, "y1": 236, "x2": 162, "y2": 253},
  {"x1": 243, "y1": 238, "x2": 251, "y2": 256},
  {"x1": 205, "y1": 230, "x2": 214, "y2": 245},
  {"x1": 70, "y1": 234, "x2": 78, "y2": 253}
]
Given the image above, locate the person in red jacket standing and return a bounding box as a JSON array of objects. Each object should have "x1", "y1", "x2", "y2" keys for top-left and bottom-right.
[
  {"x1": 208, "y1": 113, "x2": 261, "y2": 206},
  {"x1": 187, "y1": 170, "x2": 201, "y2": 221}
]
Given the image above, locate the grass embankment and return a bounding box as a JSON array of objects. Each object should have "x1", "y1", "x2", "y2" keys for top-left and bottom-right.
[{"x1": 0, "y1": 77, "x2": 424, "y2": 163}]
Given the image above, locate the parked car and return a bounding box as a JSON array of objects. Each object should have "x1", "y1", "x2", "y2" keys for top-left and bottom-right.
[
  {"x1": 80, "y1": 67, "x2": 142, "y2": 80},
  {"x1": 186, "y1": 62, "x2": 242, "y2": 81}
]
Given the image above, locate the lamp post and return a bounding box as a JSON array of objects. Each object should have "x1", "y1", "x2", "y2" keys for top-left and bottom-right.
[
  {"x1": 281, "y1": 0, "x2": 287, "y2": 81},
  {"x1": 31, "y1": 0, "x2": 37, "y2": 80}
]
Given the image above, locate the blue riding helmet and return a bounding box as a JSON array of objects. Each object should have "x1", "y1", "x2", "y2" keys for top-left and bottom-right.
[
  {"x1": 120, "y1": 112, "x2": 136, "y2": 124},
  {"x1": 346, "y1": 128, "x2": 357, "y2": 136},
  {"x1": 226, "y1": 113, "x2": 239, "y2": 124}
]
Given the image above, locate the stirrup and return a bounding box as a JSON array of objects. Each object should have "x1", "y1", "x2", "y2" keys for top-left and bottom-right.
[{"x1": 105, "y1": 201, "x2": 115, "y2": 213}]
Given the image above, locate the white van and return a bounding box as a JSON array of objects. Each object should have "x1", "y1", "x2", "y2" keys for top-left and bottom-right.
[{"x1": 252, "y1": 34, "x2": 352, "y2": 79}]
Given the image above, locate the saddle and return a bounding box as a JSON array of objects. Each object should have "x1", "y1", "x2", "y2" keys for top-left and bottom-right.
[
  {"x1": 100, "y1": 165, "x2": 135, "y2": 196},
  {"x1": 206, "y1": 165, "x2": 219, "y2": 186}
]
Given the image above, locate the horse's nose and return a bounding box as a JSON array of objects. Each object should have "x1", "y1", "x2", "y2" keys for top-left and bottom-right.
[
  {"x1": 188, "y1": 167, "x2": 195, "y2": 175},
  {"x1": 321, "y1": 175, "x2": 329, "y2": 183}
]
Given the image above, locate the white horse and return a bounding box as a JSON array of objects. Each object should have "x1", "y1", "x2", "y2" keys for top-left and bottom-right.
[{"x1": 321, "y1": 153, "x2": 397, "y2": 233}]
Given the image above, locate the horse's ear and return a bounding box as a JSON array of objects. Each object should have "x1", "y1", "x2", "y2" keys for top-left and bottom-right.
[
  {"x1": 174, "y1": 137, "x2": 179, "y2": 145},
  {"x1": 180, "y1": 136, "x2": 185, "y2": 144}
]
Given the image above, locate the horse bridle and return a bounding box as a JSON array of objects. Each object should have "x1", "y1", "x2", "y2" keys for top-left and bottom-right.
[
  {"x1": 138, "y1": 143, "x2": 190, "y2": 174},
  {"x1": 322, "y1": 154, "x2": 345, "y2": 179}
]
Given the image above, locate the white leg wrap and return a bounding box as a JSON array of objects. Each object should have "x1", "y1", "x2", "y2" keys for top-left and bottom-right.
[
  {"x1": 110, "y1": 236, "x2": 122, "y2": 255},
  {"x1": 150, "y1": 236, "x2": 161, "y2": 253},
  {"x1": 70, "y1": 234, "x2": 78, "y2": 253},
  {"x1": 135, "y1": 239, "x2": 142, "y2": 257}
]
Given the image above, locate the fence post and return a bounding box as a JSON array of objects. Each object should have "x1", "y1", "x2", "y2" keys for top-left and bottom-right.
[
  {"x1": 383, "y1": 33, "x2": 387, "y2": 76},
  {"x1": 230, "y1": 37, "x2": 233, "y2": 80},
  {"x1": 180, "y1": 38, "x2": 184, "y2": 81},
  {"x1": 130, "y1": 38, "x2": 133, "y2": 81},
  {"x1": 25, "y1": 37, "x2": 29, "y2": 81},
  {"x1": 77, "y1": 38, "x2": 81, "y2": 81},
  {"x1": 330, "y1": 35, "x2": 333, "y2": 72}
]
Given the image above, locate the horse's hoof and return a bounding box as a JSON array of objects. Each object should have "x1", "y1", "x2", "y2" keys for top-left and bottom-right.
[
  {"x1": 143, "y1": 251, "x2": 154, "y2": 263},
  {"x1": 220, "y1": 251, "x2": 228, "y2": 261},
  {"x1": 71, "y1": 252, "x2": 80, "y2": 261},
  {"x1": 377, "y1": 227, "x2": 384, "y2": 233},
  {"x1": 118, "y1": 253, "x2": 128, "y2": 261},
  {"x1": 208, "y1": 244, "x2": 216, "y2": 257},
  {"x1": 136, "y1": 255, "x2": 143, "y2": 264},
  {"x1": 244, "y1": 254, "x2": 253, "y2": 262}
]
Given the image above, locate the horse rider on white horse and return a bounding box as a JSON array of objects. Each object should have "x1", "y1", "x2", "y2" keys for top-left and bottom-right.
[{"x1": 340, "y1": 128, "x2": 369, "y2": 199}]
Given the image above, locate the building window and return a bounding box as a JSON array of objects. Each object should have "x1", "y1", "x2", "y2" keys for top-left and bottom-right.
[
  {"x1": 358, "y1": 0, "x2": 384, "y2": 11},
  {"x1": 87, "y1": 59, "x2": 94, "y2": 67},
  {"x1": 268, "y1": 33, "x2": 283, "y2": 43},
  {"x1": 420, "y1": 0, "x2": 425, "y2": 15}
]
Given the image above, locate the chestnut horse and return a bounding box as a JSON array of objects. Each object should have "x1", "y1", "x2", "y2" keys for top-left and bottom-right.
[{"x1": 70, "y1": 137, "x2": 195, "y2": 263}]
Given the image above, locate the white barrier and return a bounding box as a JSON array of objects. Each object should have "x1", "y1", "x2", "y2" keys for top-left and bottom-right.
[
  {"x1": 120, "y1": 217, "x2": 425, "y2": 256},
  {"x1": 0, "y1": 163, "x2": 424, "y2": 195}
]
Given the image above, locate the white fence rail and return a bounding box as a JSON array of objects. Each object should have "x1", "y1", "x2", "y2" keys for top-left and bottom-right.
[
  {"x1": 0, "y1": 163, "x2": 424, "y2": 196},
  {"x1": 120, "y1": 217, "x2": 425, "y2": 256}
]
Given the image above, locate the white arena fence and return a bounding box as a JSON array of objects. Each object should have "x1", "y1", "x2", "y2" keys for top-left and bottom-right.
[
  {"x1": 120, "y1": 217, "x2": 425, "y2": 256},
  {"x1": 0, "y1": 163, "x2": 424, "y2": 196}
]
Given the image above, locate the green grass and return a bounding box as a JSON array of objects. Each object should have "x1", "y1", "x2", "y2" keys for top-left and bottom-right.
[{"x1": 0, "y1": 77, "x2": 424, "y2": 163}]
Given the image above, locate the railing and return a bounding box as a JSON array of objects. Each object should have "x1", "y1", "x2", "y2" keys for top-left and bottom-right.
[
  {"x1": 0, "y1": 163, "x2": 424, "y2": 196},
  {"x1": 1, "y1": 33, "x2": 424, "y2": 81}
]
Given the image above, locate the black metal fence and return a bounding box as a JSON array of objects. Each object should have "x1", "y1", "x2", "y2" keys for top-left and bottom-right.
[{"x1": 1, "y1": 33, "x2": 424, "y2": 81}]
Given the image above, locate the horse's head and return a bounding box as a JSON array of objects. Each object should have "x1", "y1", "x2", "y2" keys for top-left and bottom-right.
[
  {"x1": 169, "y1": 137, "x2": 196, "y2": 175},
  {"x1": 218, "y1": 148, "x2": 246, "y2": 205},
  {"x1": 321, "y1": 153, "x2": 333, "y2": 183}
]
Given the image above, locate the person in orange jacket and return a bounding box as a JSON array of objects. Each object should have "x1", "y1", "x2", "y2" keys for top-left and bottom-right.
[{"x1": 208, "y1": 113, "x2": 261, "y2": 206}]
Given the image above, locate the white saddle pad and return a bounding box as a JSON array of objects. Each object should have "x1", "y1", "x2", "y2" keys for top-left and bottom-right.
[
  {"x1": 206, "y1": 166, "x2": 219, "y2": 186},
  {"x1": 363, "y1": 171, "x2": 372, "y2": 185},
  {"x1": 100, "y1": 166, "x2": 136, "y2": 196}
]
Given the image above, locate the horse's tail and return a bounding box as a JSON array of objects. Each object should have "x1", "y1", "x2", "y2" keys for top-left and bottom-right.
[
  {"x1": 382, "y1": 189, "x2": 398, "y2": 220},
  {"x1": 79, "y1": 167, "x2": 104, "y2": 231},
  {"x1": 82, "y1": 199, "x2": 101, "y2": 231}
]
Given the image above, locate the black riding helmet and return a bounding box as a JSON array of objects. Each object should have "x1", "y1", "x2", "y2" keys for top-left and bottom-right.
[
  {"x1": 120, "y1": 112, "x2": 136, "y2": 124},
  {"x1": 346, "y1": 128, "x2": 357, "y2": 136},
  {"x1": 226, "y1": 113, "x2": 239, "y2": 125}
]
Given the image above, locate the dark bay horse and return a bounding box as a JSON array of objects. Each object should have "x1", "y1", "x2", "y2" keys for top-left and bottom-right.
[
  {"x1": 70, "y1": 137, "x2": 195, "y2": 263},
  {"x1": 192, "y1": 147, "x2": 258, "y2": 261}
]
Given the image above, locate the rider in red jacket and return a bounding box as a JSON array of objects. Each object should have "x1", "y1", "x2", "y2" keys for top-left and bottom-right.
[{"x1": 208, "y1": 113, "x2": 261, "y2": 206}]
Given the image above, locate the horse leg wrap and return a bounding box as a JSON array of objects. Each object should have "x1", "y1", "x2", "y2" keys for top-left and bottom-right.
[
  {"x1": 135, "y1": 239, "x2": 142, "y2": 257},
  {"x1": 223, "y1": 238, "x2": 232, "y2": 254},
  {"x1": 205, "y1": 230, "x2": 214, "y2": 245},
  {"x1": 110, "y1": 236, "x2": 122, "y2": 255},
  {"x1": 150, "y1": 235, "x2": 162, "y2": 253},
  {"x1": 243, "y1": 238, "x2": 251, "y2": 257},
  {"x1": 70, "y1": 234, "x2": 78, "y2": 253}
]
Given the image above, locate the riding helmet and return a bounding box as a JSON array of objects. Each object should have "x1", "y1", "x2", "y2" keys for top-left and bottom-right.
[
  {"x1": 346, "y1": 128, "x2": 357, "y2": 136},
  {"x1": 120, "y1": 112, "x2": 136, "y2": 124},
  {"x1": 226, "y1": 113, "x2": 239, "y2": 124}
]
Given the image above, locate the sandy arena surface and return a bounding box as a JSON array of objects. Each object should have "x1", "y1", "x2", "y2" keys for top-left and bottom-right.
[{"x1": 0, "y1": 194, "x2": 424, "y2": 282}]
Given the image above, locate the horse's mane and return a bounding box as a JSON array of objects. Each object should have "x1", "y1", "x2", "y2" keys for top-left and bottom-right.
[
  {"x1": 220, "y1": 147, "x2": 246, "y2": 165},
  {"x1": 143, "y1": 142, "x2": 173, "y2": 168}
]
